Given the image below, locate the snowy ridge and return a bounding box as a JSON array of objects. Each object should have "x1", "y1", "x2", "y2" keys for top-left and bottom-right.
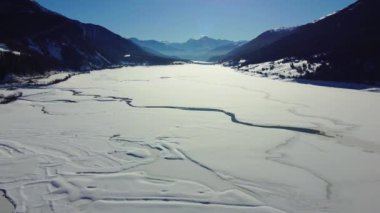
[
  {"x1": 313, "y1": 11, "x2": 338, "y2": 23},
  {"x1": 0, "y1": 91, "x2": 22, "y2": 104},
  {"x1": 0, "y1": 43, "x2": 21, "y2": 56},
  {"x1": 267, "y1": 26, "x2": 297, "y2": 33}
]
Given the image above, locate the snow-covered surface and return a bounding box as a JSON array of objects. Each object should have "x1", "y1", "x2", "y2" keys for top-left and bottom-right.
[
  {"x1": 0, "y1": 190, "x2": 14, "y2": 213},
  {"x1": 1, "y1": 72, "x2": 74, "y2": 86},
  {"x1": 0, "y1": 43, "x2": 8, "y2": 52},
  {"x1": 172, "y1": 61, "x2": 187, "y2": 65},
  {"x1": 33, "y1": 73, "x2": 73, "y2": 85},
  {"x1": 238, "y1": 59, "x2": 322, "y2": 79},
  {"x1": 0, "y1": 90, "x2": 23, "y2": 104},
  {"x1": 0, "y1": 64, "x2": 380, "y2": 213},
  {"x1": 191, "y1": 61, "x2": 216, "y2": 65},
  {"x1": 0, "y1": 43, "x2": 21, "y2": 56},
  {"x1": 268, "y1": 26, "x2": 296, "y2": 33},
  {"x1": 314, "y1": 11, "x2": 338, "y2": 23}
]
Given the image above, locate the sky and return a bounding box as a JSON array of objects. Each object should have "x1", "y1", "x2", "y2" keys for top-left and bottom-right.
[{"x1": 36, "y1": 0, "x2": 356, "y2": 42}]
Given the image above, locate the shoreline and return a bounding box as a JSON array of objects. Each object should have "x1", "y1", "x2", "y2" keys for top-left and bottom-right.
[
  {"x1": 234, "y1": 68, "x2": 380, "y2": 92},
  {"x1": 1, "y1": 64, "x2": 379, "y2": 92}
]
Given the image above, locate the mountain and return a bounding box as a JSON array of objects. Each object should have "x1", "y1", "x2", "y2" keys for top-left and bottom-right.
[
  {"x1": 221, "y1": 0, "x2": 380, "y2": 84},
  {"x1": 130, "y1": 38, "x2": 181, "y2": 52},
  {"x1": 219, "y1": 28, "x2": 295, "y2": 61},
  {"x1": 131, "y1": 36, "x2": 246, "y2": 62},
  {"x1": 0, "y1": 0, "x2": 174, "y2": 81}
]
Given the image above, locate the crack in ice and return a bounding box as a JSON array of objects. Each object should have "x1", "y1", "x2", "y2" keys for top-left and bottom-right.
[{"x1": 63, "y1": 89, "x2": 329, "y2": 136}]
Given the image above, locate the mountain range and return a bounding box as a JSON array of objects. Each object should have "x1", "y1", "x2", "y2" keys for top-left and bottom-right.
[
  {"x1": 0, "y1": 0, "x2": 174, "y2": 81},
  {"x1": 130, "y1": 37, "x2": 246, "y2": 62},
  {"x1": 220, "y1": 0, "x2": 380, "y2": 84},
  {"x1": 0, "y1": 0, "x2": 379, "y2": 85}
]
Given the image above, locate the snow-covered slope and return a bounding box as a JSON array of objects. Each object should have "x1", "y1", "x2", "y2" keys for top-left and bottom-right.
[
  {"x1": 221, "y1": 0, "x2": 380, "y2": 84},
  {"x1": 0, "y1": 43, "x2": 20, "y2": 56},
  {"x1": 1, "y1": 64, "x2": 380, "y2": 213},
  {"x1": 235, "y1": 58, "x2": 322, "y2": 79},
  {"x1": 0, "y1": 0, "x2": 174, "y2": 81}
]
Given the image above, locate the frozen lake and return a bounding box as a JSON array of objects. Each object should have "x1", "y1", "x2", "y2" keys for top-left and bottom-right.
[{"x1": 1, "y1": 64, "x2": 380, "y2": 213}]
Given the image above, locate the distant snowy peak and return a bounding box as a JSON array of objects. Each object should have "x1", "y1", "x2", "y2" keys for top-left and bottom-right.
[
  {"x1": 313, "y1": 11, "x2": 338, "y2": 23},
  {"x1": 312, "y1": 0, "x2": 369, "y2": 23},
  {"x1": 253, "y1": 26, "x2": 298, "y2": 41},
  {"x1": 131, "y1": 37, "x2": 247, "y2": 61},
  {"x1": 184, "y1": 36, "x2": 242, "y2": 48},
  {"x1": 188, "y1": 36, "x2": 241, "y2": 44},
  {"x1": 267, "y1": 26, "x2": 297, "y2": 33}
]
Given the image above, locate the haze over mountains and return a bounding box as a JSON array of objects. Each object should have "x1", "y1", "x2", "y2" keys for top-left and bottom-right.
[
  {"x1": 130, "y1": 37, "x2": 246, "y2": 62},
  {"x1": 0, "y1": 0, "x2": 174, "y2": 81}
]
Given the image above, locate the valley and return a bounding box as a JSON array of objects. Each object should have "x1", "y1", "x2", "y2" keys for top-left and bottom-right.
[{"x1": 1, "y1": 64, "x2": 379, "y2": 213}]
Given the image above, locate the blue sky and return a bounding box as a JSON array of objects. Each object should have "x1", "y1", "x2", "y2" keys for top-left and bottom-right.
[{"x1": 36, "y1": 0, "x2": 356, "y2": 42}]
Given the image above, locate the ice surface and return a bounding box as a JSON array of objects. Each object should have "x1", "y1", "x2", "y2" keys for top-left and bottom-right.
[
  {"x1": 0, "y1": 190, "x2": 14, "y2": 213},
  {"x1": 0, "y1": 64, "x2": 379, "y2": 213}
]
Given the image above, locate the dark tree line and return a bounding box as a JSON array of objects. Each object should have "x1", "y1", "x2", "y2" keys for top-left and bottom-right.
[{"x1": 0, "y1": 52, "x2": 58, "y2": 81}]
